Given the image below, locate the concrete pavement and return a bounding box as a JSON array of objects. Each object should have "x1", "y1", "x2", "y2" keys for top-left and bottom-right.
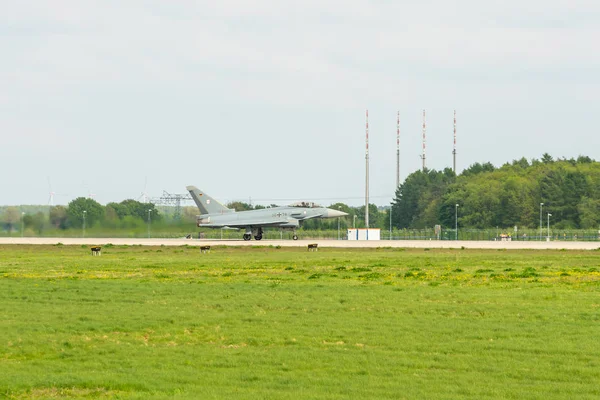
[{"x1": 1, "y1": 237, "x2": 600, "y2": 250}]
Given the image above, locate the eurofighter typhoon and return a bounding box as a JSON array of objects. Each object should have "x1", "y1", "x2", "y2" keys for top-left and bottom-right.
[{"x1": 187, "y1": 186, "x2": 348, "y2": 240}]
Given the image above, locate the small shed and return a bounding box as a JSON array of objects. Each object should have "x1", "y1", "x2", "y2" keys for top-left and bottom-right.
[{"x1": 347, "y1": 228, "x2": 381, "y2": 241}]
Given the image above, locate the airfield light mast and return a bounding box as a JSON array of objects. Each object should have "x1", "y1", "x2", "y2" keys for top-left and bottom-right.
[
  {"x1": 365, "y1": 109, "x2": 370, "y2": 228},
  {"x1": 396, "y1": 111, "x2": 400, "y2": 188},
  {"x1": 453, "y1": 110, "x2": 457, "y2": 173},
  {"x1": 421, "y1": 110, "x2": 426, "y2": 171}
]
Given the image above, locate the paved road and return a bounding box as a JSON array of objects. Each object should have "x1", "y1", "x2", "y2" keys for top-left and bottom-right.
[{"x1": 2, "y1": 237, "x2": 600, "y2": 250}]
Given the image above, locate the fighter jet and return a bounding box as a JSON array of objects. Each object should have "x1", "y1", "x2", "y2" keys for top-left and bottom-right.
[{"x1": 187, "y1": 186, "x2": 348, "y2": 240}]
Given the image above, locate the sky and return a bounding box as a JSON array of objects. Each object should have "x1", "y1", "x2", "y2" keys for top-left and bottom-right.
[{"x1": 2, "y1": 0, "x2": 600, "y2": 207}]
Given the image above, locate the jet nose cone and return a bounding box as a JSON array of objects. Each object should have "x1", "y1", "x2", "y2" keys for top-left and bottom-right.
[{"x1": 326, "y1": 209, "x2": 348, "y2": 218}]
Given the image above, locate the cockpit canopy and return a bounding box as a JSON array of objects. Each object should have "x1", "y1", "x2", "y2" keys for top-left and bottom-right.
[{"x1": 288, "y1": 201, "x2": 321, "y2": 208}]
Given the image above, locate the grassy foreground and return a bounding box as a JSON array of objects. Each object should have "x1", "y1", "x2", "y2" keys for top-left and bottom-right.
[{"x1": 1, "y1": 244, "x2": 599, "y2": 399}]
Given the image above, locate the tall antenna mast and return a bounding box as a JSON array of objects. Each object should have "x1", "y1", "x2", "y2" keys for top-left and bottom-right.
[
  {"x1": 365, "y1": 109, "x2": 370, "y2": 228},
  {"x1": 421, "y1": 109, "x2": 426, "y2": 171},
  {"x1": 453, "y1": 110, "x2": 457, "y2": 173},
  {"x1": 396, "y1": 111, "x2": 400, "y2": 188}
]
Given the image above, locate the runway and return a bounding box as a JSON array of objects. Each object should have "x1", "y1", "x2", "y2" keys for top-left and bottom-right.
[{"x1": 1, "y1": 237, "x2": 600, "y2": 250}]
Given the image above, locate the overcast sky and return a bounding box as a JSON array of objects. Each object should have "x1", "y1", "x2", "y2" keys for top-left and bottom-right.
[{"x1": 2, "y1": 0, "x2": 599, "y2": 207}]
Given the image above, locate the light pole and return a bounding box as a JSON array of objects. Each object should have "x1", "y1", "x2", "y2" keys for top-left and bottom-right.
[
  {"x1": 539, "y1": 202, "x2": 544, "y2": 240},
  {"x1": 389, "y1": 207, "x2": 393, "y2": 240},
  {"x1": 82, "y1": 210, "x2": 87, "y2": 238},
  {"x1": 21, "y1": 212, "x2": 25, "y2": 237},
  {"x1": 337, "y1": 206, "x2": 341, "y2": 240},
  {"x1": 455, "y1": 204, "x2": 459, "y2": 240},
  {"x1": 147, "y1": 209, "x2": 152, "y2": 238},
  {"x1": 547, "y1": 213, "x2": 552, "y2": 240},
  {"x1": 353, "y1": 215, "x2": 357, "y2": 229}
]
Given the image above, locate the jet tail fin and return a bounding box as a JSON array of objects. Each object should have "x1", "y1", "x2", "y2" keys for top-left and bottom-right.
[{"x1": 186, "y1": 186, "x2": 232, "y2": 215}]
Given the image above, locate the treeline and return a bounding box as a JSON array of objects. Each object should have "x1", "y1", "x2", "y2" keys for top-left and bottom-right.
[
  {"x1": 5, "y1": 153, "x2": 597, "y2": 235},
  {"x1": 1, "y1": 198, "x2": 162, "y2": 235},
  {"x1": 1, "y1": 198, "x2": 385, "y2": 235},
  {"x1": 392, "y1": 154, "x2": 600, "y2": 229}
]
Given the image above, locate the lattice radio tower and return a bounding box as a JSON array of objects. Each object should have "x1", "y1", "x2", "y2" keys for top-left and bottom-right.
[
  {"x1": 453, "y1": 110, "x2": 457, "y2": 173},
  {"x1": 396, "y1": 111, "x2": 400, "y2": 188},
  {"x1": 365, "y1": 109, "x2": 370, "y2": 228},
  {"x1": 421, "y1": 110, "x2": 427, "y2": 171}
]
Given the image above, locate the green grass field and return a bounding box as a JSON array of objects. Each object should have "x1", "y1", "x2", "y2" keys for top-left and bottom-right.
[{"x1": 1, "y1": 244, "x2": 599, "y2": 399}]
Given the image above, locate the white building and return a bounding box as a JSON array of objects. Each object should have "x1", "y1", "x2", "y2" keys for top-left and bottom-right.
[{"x1": 347, "y1": 228, "x2": 381, "y2": 241}]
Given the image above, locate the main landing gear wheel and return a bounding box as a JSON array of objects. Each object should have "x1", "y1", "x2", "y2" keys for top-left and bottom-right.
[
  {"x1": 243, "y1": 234, "x2": 251, "y2": 241},
  {"x1": 254, "y1": 235, "x2": 262, "y2": 241},
  {"x1": 293, "y1": 234, "x2": 298, "y2": 240}
]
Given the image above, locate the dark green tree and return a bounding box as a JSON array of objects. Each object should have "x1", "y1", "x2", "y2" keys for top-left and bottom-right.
[
  {"x1": 23, "y1": 212, "x2": 46, "y2": 235},
  {"x1": 67, "y1": 197, "x2": 105, "y2": 228},
  {"x1": 578, "y1": 197, "x2": 600, "y2": 228},
  {"x1": 226, "y1": 201, "x2": 253, "y2": 211},
  {"x1": 577, "y1": 155, "x2": 594, "y2": 164},
  {"x1": 511, "y1": 157, "x2": 530, "y2": 169},
  {"x1": 106, "y1": 199, "x2": 160, "y2": 221},
  {"x1": 539, "y1": 167, "x2": 589, "y2": 227},
  {"x1": 392, "y1": 169, "x2": 455, "y2": 229},
  {"x1": 49, "y1": 206, "x2": 68, "y2": 229},
  {"x1": 392, "y1": 171, "x2": 430, "y2": 228},
  {"x1": 541, "y1": 153, "x2": 554, "y2": 164},
  {"x1": 462, "y1": 162, "x2": 495, "y2": 177},
  {"x1": 2, "y1": 206, "x2": 20, "y2": 232},
  {"x1": 353, "y1": 204, "x2": 382, "y2": 229}
]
